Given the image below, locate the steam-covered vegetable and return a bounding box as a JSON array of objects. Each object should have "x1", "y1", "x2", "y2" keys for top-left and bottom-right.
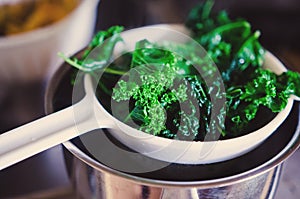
[{"x1": 59, "y1": 0, "x2": 300, "y2": 140}]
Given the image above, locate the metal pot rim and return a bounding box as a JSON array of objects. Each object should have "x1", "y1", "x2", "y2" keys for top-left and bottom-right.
[{"x1": 60, "y1": 125, "x2": 299, "y2": 188}]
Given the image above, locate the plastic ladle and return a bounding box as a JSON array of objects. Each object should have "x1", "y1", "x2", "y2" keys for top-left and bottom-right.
[{"x1": 1, "y1": 25, "x2": 299, "y2": 170}]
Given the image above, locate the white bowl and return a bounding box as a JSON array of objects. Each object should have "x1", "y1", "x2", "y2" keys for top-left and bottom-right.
[
  {"x1": 0, "y1": 0, "x2": 100, "y2": 83},
  {"x1": 98, "y1": 24, "x2": 294, "y2": 164}
]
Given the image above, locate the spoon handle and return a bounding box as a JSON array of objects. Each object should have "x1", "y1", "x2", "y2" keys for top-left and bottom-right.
[
  {"x1": 0, "y1": 74, "x2": 115, "y2": 170},
  {"x1": 0, "y1": 104, "x2": 91, "y2": 170}
]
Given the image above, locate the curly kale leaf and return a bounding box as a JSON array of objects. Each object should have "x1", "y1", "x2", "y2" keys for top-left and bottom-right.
[
  {"x1": 112, "y1": 40, "x2": 201, "y2": 138},
  {"x1": 63, "y1": 1, "x2": 300, "y2": 140},
  {"x1": 186, "y1": 0, "x2": 265, "y2": 85},
  {"x1": 226, "y1": 69, "x2": 300, "y2": 135},
  {"x1": 59, "y1": 26, "x2": 124, "y2": 73}
]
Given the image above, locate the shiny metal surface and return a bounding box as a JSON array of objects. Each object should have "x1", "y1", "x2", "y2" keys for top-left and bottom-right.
[
  {"x1": 67, "y1": 152, "x2": 282, "y2": 199},
  {"x1": 62, "y1": 118, "x2": 300, "y2": 188},
  {"x1": 59, "y1": 102, "x2": 300, "y2": 199},
  {"x1": 62, "y1": 127, "x2": 297, "y2": 198}
]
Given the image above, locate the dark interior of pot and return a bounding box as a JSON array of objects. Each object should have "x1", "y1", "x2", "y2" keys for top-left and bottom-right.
[{"x1": 45, "y1": 58, "x2": 300, "y2": 182}]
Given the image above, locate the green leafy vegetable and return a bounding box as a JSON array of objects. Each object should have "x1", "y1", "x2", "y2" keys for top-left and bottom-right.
[
  {"x1": 186, "y1": 0, "x2": 265, "y2": 85},
  {"x1": 226, "y1": 69, "x2": 300, "y2": 135},
  {"x1": 60, "y1": 0, "x2": 300, "y2": 141},
  {"x1": 58, "y1": 26, "x2": 124, "y2": 73},
  {"x1": 112, "y1": 40, "x2": 199, "y2": 138}
]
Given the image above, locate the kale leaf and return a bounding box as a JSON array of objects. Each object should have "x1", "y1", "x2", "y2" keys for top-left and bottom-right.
[
  {"x1": 58, "y1": 26, "x2": 124, "y2": 73},
  {"x1": 61, "y1": 0, "x2": 300, "y2": 141},
  {"x1": 186, "y1": 0, "x2": 265, "y2": 85},
  {"x1": 112, "y1": 40, "x2": 200, "y2": 138},
  {"x1": 226, "y1": 69, "x2": 300, "y2": 135}
]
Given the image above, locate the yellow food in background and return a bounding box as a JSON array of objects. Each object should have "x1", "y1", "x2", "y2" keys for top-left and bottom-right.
[{"x1": 0, "y1": 0, "x2": 80, "y2": 36}]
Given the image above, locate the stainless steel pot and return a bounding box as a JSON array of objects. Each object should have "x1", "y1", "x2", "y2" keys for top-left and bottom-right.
[
  {"x1": 45, "y1": 53, "x2": 300, "y2": 199},
  {"x1": 63, "y1": 156, "x2": 282, "y2": 199}
]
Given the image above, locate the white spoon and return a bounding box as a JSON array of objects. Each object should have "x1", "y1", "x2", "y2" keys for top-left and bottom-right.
[{"x1": 0, "y1": 74, "x2": 116, "y2": 170}]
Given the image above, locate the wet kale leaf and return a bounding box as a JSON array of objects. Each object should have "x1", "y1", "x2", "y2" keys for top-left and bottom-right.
[{"x1": 60, "y1": 0, "x2": 300, "y2": 140}]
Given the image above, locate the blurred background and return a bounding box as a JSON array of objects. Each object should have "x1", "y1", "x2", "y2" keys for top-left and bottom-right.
[{"x1": 0, "y1": 0, "x2": 299, "y2": 198}]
